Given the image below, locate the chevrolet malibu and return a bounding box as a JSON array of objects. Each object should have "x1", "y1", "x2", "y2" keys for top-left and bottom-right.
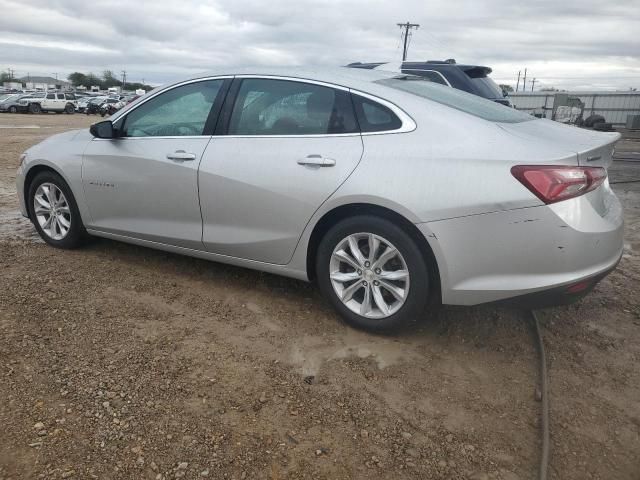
[{"x1": 16, "y1": 67, "x2": 623, "y2": 332}]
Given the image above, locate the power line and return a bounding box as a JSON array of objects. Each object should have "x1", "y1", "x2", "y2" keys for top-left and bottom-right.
[{"x1": 397, "y1": 22, "x2": 420, "y2": 61}]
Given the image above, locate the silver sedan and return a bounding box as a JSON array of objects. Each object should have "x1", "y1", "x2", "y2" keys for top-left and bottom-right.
[{"x1": 16, "y1": 67, "x2": 623, "y2": 331}]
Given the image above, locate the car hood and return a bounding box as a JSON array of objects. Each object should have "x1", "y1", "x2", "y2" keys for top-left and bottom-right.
[
  {"x1": 26, "y1": 129, "x2": 91, "y2": 155},
  {"x1": 498, "y1": 119, "x2": 620, "y2": 168}
]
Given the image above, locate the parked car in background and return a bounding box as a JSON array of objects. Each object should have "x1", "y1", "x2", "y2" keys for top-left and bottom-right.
[
  {"x1": 77, "y1": 96, "x2": 99, "y2": 113},
  {"x1": 18, "y1": 92, "x2": 46, "y2": 113},
  {"x1": 0, "y1": 94, "x2": 32, "y2": 113},
  {"x1": 348, "y1": 59, "x2": 512, "y2": 106},
  {"x1": 16, "y1": 67, "x2": 622, "y2": 332},
  {"x1": 22, "y1": 92, "x2": 77, "y2": 114},
  {"x1": 84, "y1": 96, "x2": 108, "y2": 115}
]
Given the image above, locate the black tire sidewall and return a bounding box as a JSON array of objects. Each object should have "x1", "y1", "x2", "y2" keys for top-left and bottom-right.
[
  {"x1": 27, "y1": 171, "x2": 87, "y2": 249},
  {"x1": 316, "y1": 215, "x2": 430, "y2": 333}
]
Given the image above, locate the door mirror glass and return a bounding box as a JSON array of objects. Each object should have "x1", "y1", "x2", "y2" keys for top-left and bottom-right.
[{"x1": 90, "y1": 120, "x2": 115, "y2": 139}]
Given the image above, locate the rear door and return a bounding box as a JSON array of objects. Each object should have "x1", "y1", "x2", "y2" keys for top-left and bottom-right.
[{"x1": 198, "y1": 77, "x2": 363, "y2": 264}]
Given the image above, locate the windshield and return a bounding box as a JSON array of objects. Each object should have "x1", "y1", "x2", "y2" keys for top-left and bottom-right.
[{"x1": 376, "y1": 76, "x2": 533, "y2": 123}]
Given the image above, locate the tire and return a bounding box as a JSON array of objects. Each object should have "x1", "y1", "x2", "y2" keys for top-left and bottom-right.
[
  {"x1": 8, "y1": 106, "x2": 17, "y2": 113},
  {"x1": 29, "y1": 103, "x2": 41, "y2": 114},
  {"x1": 27, "y1": 171, "x2": 88, "y2": 249},
  {"x1": 65, "y1": 104, "x2": 74, "y2": 114},
  {"x1": 316, "y1": 215, "x2": 430, "y2": 332},
  {"x1": 593, "y1": 122, "x2": 614, "y2": 132},
  {"x1": 584, "y1": 114, "x2": 605, "y2": 128}
]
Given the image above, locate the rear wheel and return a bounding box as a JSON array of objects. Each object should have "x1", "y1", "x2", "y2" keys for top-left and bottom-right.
[
  {"x1": 27, "y1": 171, "x2": 88, "y2": 249},
  {"x1": 316, "y1": 215, "x2": 430, "y2": 332},
  {"x1": 29, "y1": 103, "x2": 41, "y2": 114}
]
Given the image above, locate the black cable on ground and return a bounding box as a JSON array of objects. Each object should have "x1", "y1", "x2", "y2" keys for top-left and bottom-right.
[
  {"x1": 530, "y1": 310, "x2": 550, "y2": 480},
  {"x1": 610, "y1": 179, "x2": 640, "y2": 185}
]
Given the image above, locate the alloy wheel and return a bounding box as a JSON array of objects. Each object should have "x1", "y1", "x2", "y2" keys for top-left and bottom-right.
[
  {"x1": 33, "y1": 183, "x2": 72, "y2": 240},
  {"x1": 329, "y1": 232, "x2": 410, "y2": 319}
]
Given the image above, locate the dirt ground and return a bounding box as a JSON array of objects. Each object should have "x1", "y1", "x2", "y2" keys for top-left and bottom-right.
[{"x1": 0, "y1": 113, "x2": 638, "y2": 480}]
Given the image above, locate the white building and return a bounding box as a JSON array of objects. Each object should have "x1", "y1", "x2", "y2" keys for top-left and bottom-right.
[{"x1": 510, "y1": 91, "x2": 640, "y2": 126}]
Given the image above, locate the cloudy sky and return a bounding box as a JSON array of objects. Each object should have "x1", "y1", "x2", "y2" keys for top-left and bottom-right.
[{"x1": 1, "y1": 0, "x2": 639, "y2": 91}]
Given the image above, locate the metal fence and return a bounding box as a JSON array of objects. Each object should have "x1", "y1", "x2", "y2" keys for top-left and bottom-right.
[{"x1": 509, "y1": 91, "x2": 640, "y2": 126}]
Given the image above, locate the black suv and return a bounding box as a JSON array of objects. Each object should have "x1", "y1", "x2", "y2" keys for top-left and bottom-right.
[{"x1": 347, "y1": 59, "x2": 511, "y2": 106}]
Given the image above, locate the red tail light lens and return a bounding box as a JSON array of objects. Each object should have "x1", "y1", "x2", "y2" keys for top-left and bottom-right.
[{"x1": 511, "y1": 165, "x2": 607, "y2": 204}]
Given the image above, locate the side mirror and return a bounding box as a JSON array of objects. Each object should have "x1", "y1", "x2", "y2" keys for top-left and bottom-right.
[{"x1": 90, "y1": 120, "x2": 115, "y2": 139}]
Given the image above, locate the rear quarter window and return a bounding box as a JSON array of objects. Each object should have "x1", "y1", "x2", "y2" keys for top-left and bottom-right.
[{"x1": 352, "y1": 95, "x2": 402, "y2": 132}]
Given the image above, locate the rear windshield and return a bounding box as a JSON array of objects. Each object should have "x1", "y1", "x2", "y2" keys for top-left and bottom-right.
[
  {"x1": 466, "y1": 72, "x2": 505, "y2": 99},
  {"x1": 376, "y1": 76, "x2": 533, "y2": 123}
]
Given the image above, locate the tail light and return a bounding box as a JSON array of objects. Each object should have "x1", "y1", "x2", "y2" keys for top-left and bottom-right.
[{"x1": 511, "y1": 165, "x2": 606, "y2": 204}]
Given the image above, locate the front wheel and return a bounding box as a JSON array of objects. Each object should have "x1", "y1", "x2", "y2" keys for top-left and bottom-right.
[
  {"x1": 316, "y1": 215, "x2": 430, "y2": 332},
  {"x1": 65, "y1": 104, "x2": 74, "y2": 114},
  {"x1": 9, "y1": 106, "x2": 17, "y2": 113},
  {"x1": 28, "y1": 171, "x2": 88, "y2": 249}
]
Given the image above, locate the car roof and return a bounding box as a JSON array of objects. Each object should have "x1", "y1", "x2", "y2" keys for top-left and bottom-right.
[{"x1": 168, "y1": 66, "x2": 408, "y2": 96}]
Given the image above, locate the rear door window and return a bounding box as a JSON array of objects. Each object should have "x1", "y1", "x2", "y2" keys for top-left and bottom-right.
[{"x1": 227, "y1": 78, "x2": 357, "y2": 135}]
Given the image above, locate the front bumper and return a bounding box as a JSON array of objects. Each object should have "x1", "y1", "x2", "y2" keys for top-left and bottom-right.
[
  {"x1": 16, "y1": 163, "x2": 28, "y2": 218},
  {"x1": 419, "y1": 184, "x2": 623, "y2": 306}
]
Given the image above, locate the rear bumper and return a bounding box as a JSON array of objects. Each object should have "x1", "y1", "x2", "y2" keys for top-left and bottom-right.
[
  {"x1": 496, "y1": 256, "x2": 620, "y2": 308},
  {"x1": 419, "y1": 184, "x2": 623, "y2": 306}
]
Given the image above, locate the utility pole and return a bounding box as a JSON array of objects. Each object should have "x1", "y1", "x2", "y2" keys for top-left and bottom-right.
[
  {"x1": 531, "y1": 78, "x2": 537, "y2": 91},
  {"x1": 397, "y1": 21, "x2": 420, "y2": 61},
  {"x1": 516, "y1": 70, "x2": 521, "y2": 92},
  {"x1": 52, "y1": 72, "x2": 58, "y2": 81},
  {"x1": 522, "y1": 68, "x2": 527, "y2": 92},
  {"x1": 121, "y1": 70, "x2": 127, "y2": 91}
]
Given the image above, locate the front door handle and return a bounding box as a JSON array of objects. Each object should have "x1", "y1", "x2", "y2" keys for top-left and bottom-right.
[
  {"x1": 297, "y1": 155, "x2": 336, "y2": 167},
  {"x1": 167, "y1": 150, "x2": 197, "y2": 161}
]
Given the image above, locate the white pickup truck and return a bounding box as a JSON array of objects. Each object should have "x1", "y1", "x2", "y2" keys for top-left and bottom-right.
[{"x1": 20, "y1": 92, "x2": 77, "y2": 114}]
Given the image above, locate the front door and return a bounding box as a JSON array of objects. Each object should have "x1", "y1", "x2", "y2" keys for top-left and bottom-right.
[
  {"x1": 82, "y1": 79, "x2": 227, "y2": 249},
  {"x1": 199, "y1": 77, "x2": 363, "y2": 264}
]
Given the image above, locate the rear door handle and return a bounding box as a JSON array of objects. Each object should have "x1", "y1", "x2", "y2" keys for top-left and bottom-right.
[
  {"x1": 167, "y1": 150, "x2": 197, "y2": 161},
  {"x1": 297, "y1": 155, "x2": 336, "y2": 167}
]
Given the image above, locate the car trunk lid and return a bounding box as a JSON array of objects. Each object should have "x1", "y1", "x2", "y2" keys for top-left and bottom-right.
[
  {"x1": 499, "y1": 119, "x2": 620, "y2": 169},
  {"x1": 499, "y1": 119, "x2": 621, "y2": 216}
]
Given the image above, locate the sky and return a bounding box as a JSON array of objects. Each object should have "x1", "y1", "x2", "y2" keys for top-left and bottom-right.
[{"x1": 1, "y1": 0, "x2": 639, "y2": 91}]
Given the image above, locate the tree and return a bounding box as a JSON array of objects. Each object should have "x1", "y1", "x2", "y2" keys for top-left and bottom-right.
[
  {"x1": 102, "y1": 70, "x2": 121, "y2": 88},
  {"x1": 498, "y1": 84, "x2": 514, "y2": 93},
  {"x1": 86, "y1": 72, "x2": 101, "y2": 88},
  {"x1": 67, "y1": 72, "x2": 88, "y2": 87}
]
